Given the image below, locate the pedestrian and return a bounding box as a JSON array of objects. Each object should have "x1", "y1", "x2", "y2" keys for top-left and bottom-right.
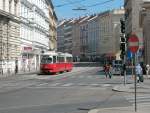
[
  {"x1": 135, "y1": 63, "x2": 143, "y2": 83},
  {"x1": 146, "y1": 64, "x2": 150, "y2": 78},
  {"x1": 103, "y1": 64, "x2": 107, "y2": 78},
  {"x1": 105, "y1": 64, "x2": 111, "y2": 79},
  {"x1": 141, "y1": 63, "x2": 146, "y2": 75}
]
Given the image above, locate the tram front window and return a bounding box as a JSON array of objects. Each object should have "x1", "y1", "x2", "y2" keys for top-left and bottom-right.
[{"x1": 41, "y1": 55, "x2": 52, "y2": 64}]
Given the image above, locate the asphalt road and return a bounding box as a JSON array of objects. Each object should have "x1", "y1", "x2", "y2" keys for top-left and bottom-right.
[{"x1": 0, "y1": 67, "x2": 132, "y2": 113}]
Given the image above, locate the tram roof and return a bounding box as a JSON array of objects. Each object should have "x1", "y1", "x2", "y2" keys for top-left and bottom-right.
[{"x1": 43, "y1": 51, "x2": 58, "y2": 56}]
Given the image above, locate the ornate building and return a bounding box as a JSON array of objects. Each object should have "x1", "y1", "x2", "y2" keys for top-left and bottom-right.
[
  {"x1": 0, "y1": 0, "x2": 20, "y2": 76},
  {"x1": 19, "y1": 0, "x2": 57, "y2": 72}
]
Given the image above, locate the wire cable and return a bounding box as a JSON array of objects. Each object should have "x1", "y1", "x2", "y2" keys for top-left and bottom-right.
[
  {"x1": 86, "y1": 0, "x2": 115, "y2": 8},
  {"x1": 55, "y1": 0, "x2": 87, "y2": 7}
]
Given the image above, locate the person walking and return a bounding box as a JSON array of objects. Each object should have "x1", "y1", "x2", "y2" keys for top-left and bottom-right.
[
  {"x1": 135, "y1": 63, "x2": 143, "y2": 83},
  {"x1": 104, "y1": 64, "x2": 111, "y2": 79}
]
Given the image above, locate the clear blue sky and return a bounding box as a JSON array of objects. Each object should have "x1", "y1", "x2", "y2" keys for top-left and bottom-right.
[{"x1": 52, "y1": 0, "x2": 124, "y2": 20}]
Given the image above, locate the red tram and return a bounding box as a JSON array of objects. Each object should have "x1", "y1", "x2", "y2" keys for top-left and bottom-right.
[{"x1": 40, "y1": 51, "x2": 73, "y2": 74}]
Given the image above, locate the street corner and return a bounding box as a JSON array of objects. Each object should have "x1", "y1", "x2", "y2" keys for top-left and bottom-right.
[
  {"x1": 112, "y1": 84, "x2": 133, "y2": 92},
  {"x1": 112, "y1": 83, "x2": 150, "y2": 93},
  {"x1": 88, "y1": 107, "x2": 134, "y2": 113}
]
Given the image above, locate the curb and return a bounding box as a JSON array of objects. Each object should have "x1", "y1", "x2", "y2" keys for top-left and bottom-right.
[
  {"x1": 112, "y1": 84, "x2": 150, "y2": 93},
  {"x1": 88, "y1": 106, "x2": 133, "y2": 113}
]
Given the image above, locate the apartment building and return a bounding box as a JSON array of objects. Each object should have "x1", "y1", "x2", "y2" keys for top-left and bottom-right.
[
  {"x1": 97, "y1": 9, "x2": 124, "y2": 59},
  {"x1": 57, "y1": 9, "x2": 124, "y2": 62},
  {"x1": 140, "y1": 0, "x2": 150, "y2": 65},
  {"x1": 57, "y1": 20, "x2": 66, "y2": 52},
  {"x1": 49, "y1": 1, "x2": 57, "y2": 51},
  {"x1": 87, "y1": 15, "x2": 99, "y2": 61},
  {"x1": 0, "y1": 0, "x2": 20, "y2": 76},
  {"x1": 20, "y1": 0, "x2": 57, "y2": 72},
  {"x1": 124, "y1": 0, "x2": 143, "y2": 49}
]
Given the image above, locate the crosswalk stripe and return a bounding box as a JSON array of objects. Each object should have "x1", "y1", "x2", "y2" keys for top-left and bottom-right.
[
  {"x1": 90, "y1": 84, "x2": 100, "y2": 86},
  {"x1": 124, "y1": 94, "x2": 150, "y2": 105},
  {"x1": 79, "y1": 76, "x2": 84, "y2": 78},
  {"x1": 103, "y1": 84, "x2": 111, "y2": 87},
  {"x1": 37, "y1": 83, "x2": 48, "y2": 86},
  {"x1": 129, "y1": 99, "x2": 150, "y2": 103},
  {"x1": 137, "y1": 102, "x2": 150, "y2": 106},
  {"x1": 87, "y1": 76, "x2": 92, "y2": 78},
  {"x1": 61, "y1": 83, "x2": 74, "y2": 86},
  {"x1": 49, "y1": 83, "x2": 62, "y2": 86},
  {"x1": 125, "y1": 95, "x2": 150, "y2": 100}
]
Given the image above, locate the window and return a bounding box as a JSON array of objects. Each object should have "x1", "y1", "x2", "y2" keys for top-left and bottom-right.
[
  {"x1": 3, "y1": 0, "x2": 5, "y2": 10},
  {"x1": 14, "y1": 1, "x2": 17, "y2": 15},
  {"x1": 9, "y1": 0, "x2": 12, "y2": 13},
  {"x1": 58, "y1": 57, "x2": 64, "y2": 63},
  {"x1": 53, "y1": 56, "x2": 57, "y2": 63},
  {"x1": 66, "y1": 57, "x2": 73, "y2": 62},
  {"x1": 41, "y1": 55, "x2": 52, "y2": 64}
]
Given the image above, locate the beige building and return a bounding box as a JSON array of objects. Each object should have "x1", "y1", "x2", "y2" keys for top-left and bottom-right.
[
  {"x1": 124, "y1": 0, "x2": 143, "y2": 49},
  {"x1": 57, "y1": 9, "x2": 124, "y2": 62},
  {"x1": 97, "y1": 9, "x2": 124, "y2": 58},
  {"x1": 0, "y1": 0, "x2": 20, "y2": 76},
  {"x1": 140, "y1": 1, "x2": 150, "y2": 65},
  {"x1": 72, "y1": 18, "x2": 84, "y2": 61},
  {"x1": 19, "y1": 0, "x2": 57, "y2": 73},
  {"x1": 48, "y1": 1, "x2": 57, "y2": 51}
]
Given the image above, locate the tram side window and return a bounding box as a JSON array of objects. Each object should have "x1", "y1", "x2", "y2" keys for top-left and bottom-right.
[
  {"x1": 53, "y1": 56, "x2": 57, "y2": 63},
  {"x1": 41, "y1": 55, "x2": 52, "y2": 64},
  {"x1": 66, "y1": 57, "x2": 72, "y2": 62},
  {"x1": 58, "y1": 57, "x2": 64, "y2": 63}
]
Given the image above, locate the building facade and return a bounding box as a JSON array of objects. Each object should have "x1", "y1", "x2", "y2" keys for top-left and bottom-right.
[
  {"x1": 140, "y1": 1, "x2": 150, "y2": 65},
  {"x1": 0, "y1": 0, "x2": 20, "y2": 76},
  {"x1": 87, "y1": 15, "x2": 99, "y2": 61},
  {"x1": 124, "y1": 0, "x2": 144, "y2": 53},
  {"x1": 20, "y1": 0, "x2": 57, "y2": 72},
  {"x1": 48, "y1": 1, "x2": 57, "y2": 51},
  {"x1": 57, "y1": 9, "x2": 124, "y2": 62},
  {"x1": 97, "y1": 9, "x2": 124, "y2": 60},
  {"x1": 57, "y1": 20, "x2": 66, "y2": 53}
]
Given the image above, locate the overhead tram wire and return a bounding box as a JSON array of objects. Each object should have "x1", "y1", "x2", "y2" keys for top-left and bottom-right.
[
  {"x1": 85, "y1": 0, "x2": 115, "y2": 8},
  {"x1": 55, "y1": 0, "x2": 87, "y2": 7},
  {"x1": 72, "y1": 0, "x2": 115, "y2": 11}
]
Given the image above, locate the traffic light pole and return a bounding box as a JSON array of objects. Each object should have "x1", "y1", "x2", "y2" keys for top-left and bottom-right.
[{"x1": 123, "y1": 54, "x2": 127, "y2": 85}]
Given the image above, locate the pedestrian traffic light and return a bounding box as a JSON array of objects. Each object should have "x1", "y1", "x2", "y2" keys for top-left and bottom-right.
[
  {"x1": 120, "y1": 43, "x2": 126, "y2": 54},
  {"x1": 120, "y1": 19, "x2": 125, "y2": 33},
  {"x1": 120, "y1": 35, "x2": 126, "y2": 60}
]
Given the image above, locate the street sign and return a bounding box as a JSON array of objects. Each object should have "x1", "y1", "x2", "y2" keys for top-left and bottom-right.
[
  {"x1": 128, "y1": 34, "x2": 139, "y2": 53},
  {"x1": 127, "y1": 50, "x2": 133, "y2": 59}
]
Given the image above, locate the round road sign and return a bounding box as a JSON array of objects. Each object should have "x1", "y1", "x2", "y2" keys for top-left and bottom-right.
[{"x1": 128, "y1": 34, "x2": 139, "y2": 53}]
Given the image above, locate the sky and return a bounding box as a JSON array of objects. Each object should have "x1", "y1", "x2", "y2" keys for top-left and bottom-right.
[{"x1": 52, "y1": 0, "x2": 124, "y2": 20}]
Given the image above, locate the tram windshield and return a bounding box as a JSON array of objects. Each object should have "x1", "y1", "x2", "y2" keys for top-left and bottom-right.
[{"x1": 41, "y1": 55, "x2": 53, "y2": 64}]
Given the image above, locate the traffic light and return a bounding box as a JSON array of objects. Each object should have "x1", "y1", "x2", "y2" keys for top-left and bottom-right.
[
  {"x1": 120, "y1": 19, "x2": 125, "y2": 33},
  {"x1": 120, "y1": 35, "x2": 126, "y2": 60}
]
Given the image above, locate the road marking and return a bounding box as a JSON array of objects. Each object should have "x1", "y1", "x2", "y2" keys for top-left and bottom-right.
[
  {"x1": 61, "y1": 83, "x2": 74, "y2": 86},
  {"x1": 90, "y1": 84, "x2": 100, "y2": 86},
  {"x1": 49, "y1": 83, "x2": 62, "y2": 86},
  {"x1": 79, "y1": 76, "x2": 84, "y2": 78},
  {"x1": 124, "y1": 94, "x2": 150, "y2": 105},
  {"x1": 103, "y1": 84, "x2": 111, "y2": 87},
  {"x1": 87, "y1": 76, "x2": 93, "y2": 78},
  {"x1": 36, "y1": 83, "x2": 49, "y2": 86}
]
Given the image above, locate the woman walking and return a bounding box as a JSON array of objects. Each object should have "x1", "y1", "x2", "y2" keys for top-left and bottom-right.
[{"x1": 135, "y1": 64, "x2": 143, "y2": 83}]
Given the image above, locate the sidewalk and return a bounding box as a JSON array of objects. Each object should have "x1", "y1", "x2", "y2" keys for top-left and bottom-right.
[
  {"x1": 112, "y1": 76, "x2": 150, "y2": 93},
  {"x1": 88, "y1": 106, "x2": 150, "y2": 113}
]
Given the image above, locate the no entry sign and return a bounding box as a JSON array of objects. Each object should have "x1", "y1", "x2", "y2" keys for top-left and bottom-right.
[{"x1": 128, "y1": 34, "x2": 139, "y2": 53}]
